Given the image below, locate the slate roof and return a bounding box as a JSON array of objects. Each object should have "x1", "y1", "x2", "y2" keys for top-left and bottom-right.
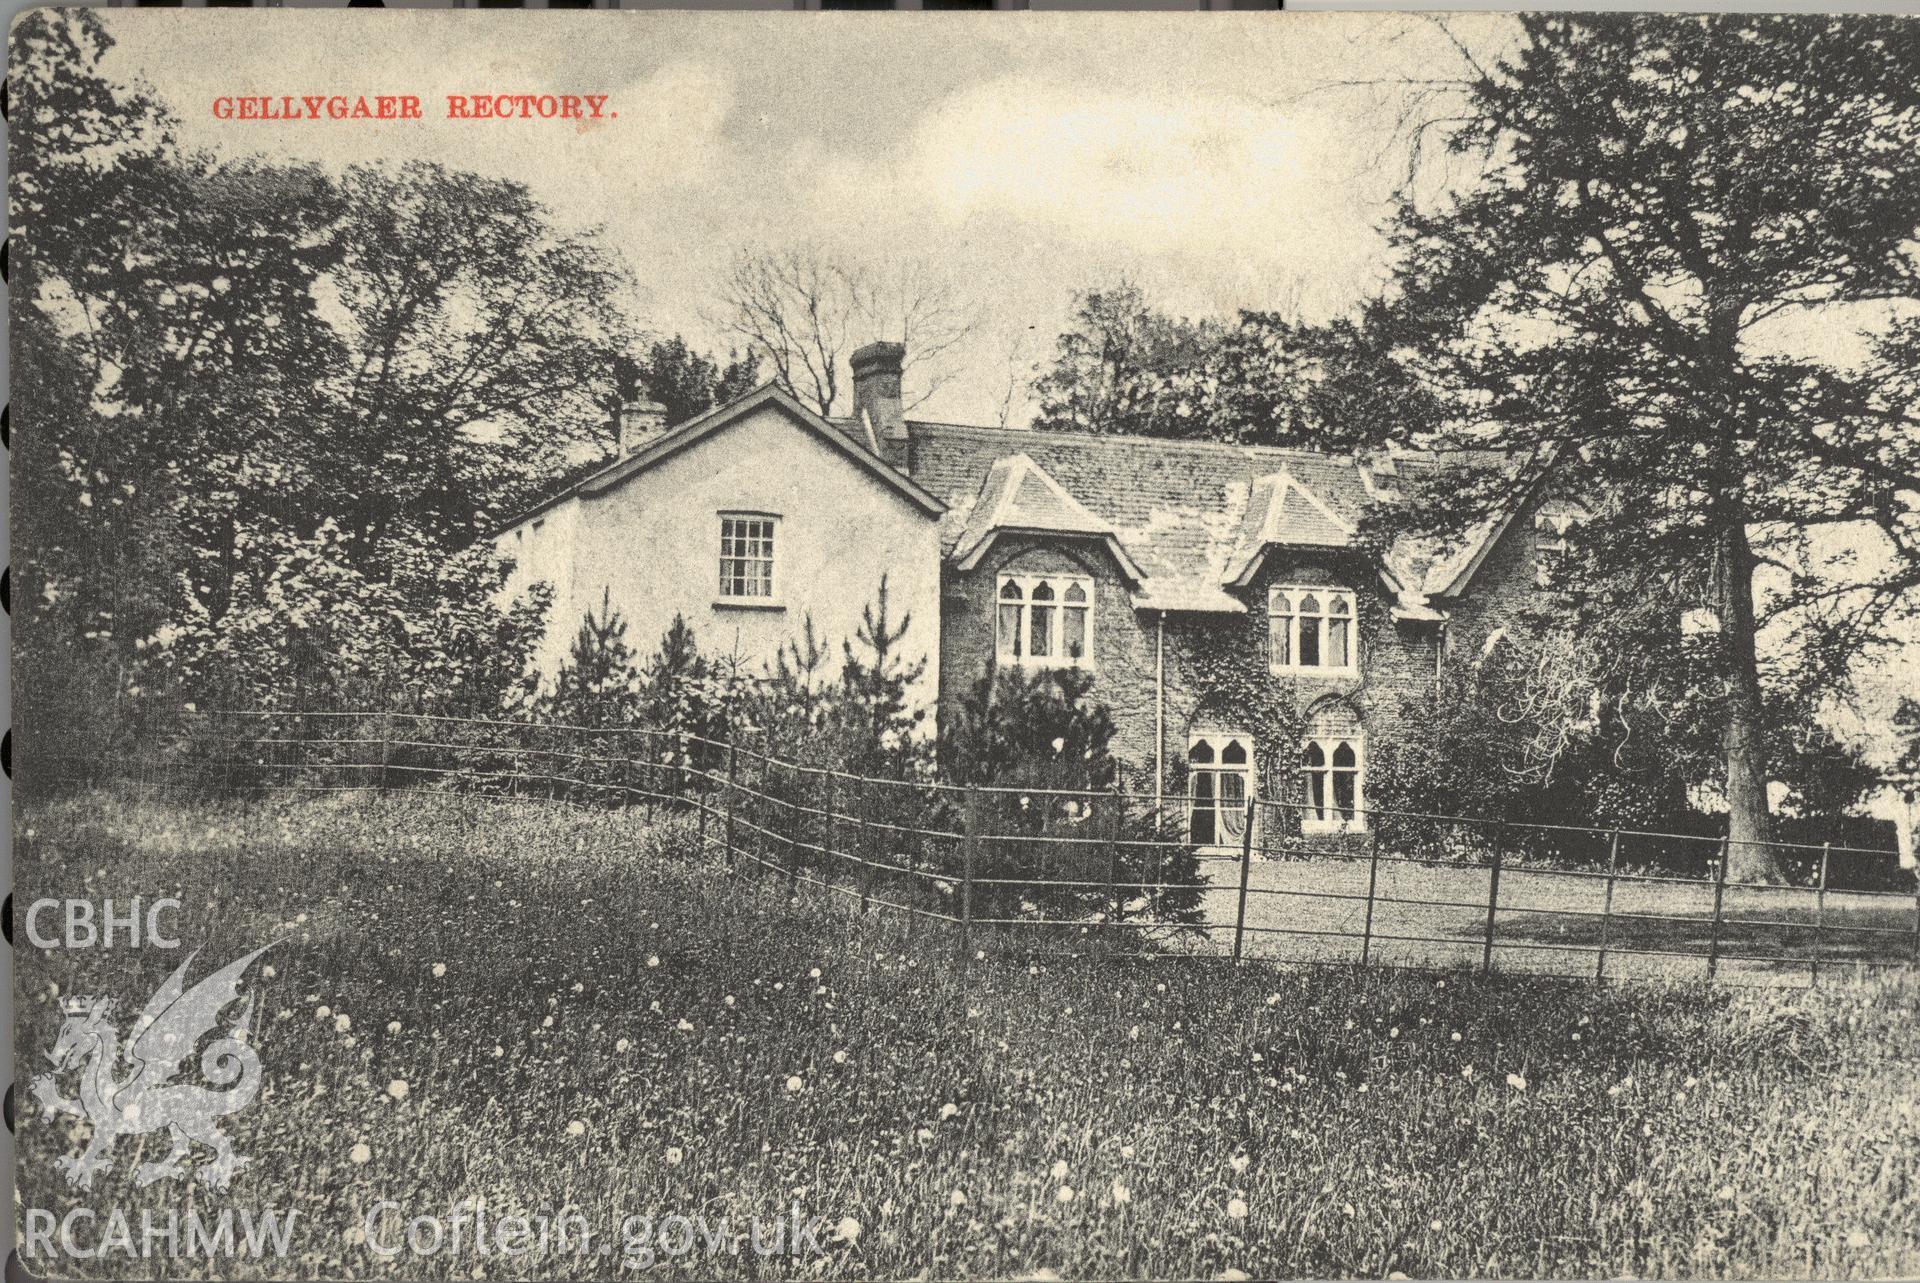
[
  {"x1": 905, "y1": 422, "x2": 1493, "y2": 615},
  {"x1": 950, "y1": 454, "x2": 1147, "y2": 580}
]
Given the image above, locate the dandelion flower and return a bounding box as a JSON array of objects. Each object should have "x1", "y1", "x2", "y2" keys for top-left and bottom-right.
[
  {"x1": 1450, "y1": 1031, "x2": 1462, "y2": 1043},
  {"x1": 1265, "y1": 993, "x2": 1281, "y2": 1007},
  {"x1": 1715, "y1": 1185, "x2": 1734, "y2": 1201},
  {"x1": 1226, "y1": 1197, "x2": 1249, "y2": 1221},
  {"x1": 646, "y1": 956, "x2": 660, "y2": 969},
  {"x1": 786, "y1": 1076, "x2": 804, "y2": 1093},
  {"x1": 1506, "y1": 1073, "x2": 1528, "y2": 1091},
  {"x1": 1462, "y1": 1065, "x2": 1474, "y2": 1079},
  {"x1": 724, "y1": 995, "x2": 736, "y2": 1007},
  {"x1": 1111, "y1": 1179, "x2": 1132, "y2": 1205},
  {"x1": 949, "y1": 1189, "x2": 968, "y2": 1208},
  {"x1": 349, "y1": 1143, "x2": 372, "y2": 1165},
  {"x1": 491, "y1": 1045, "x2": 504, "y2": 1058},
  {"x1": 1051, "y1": 1159, "x2": 1070, "y2": 1180},
  {"x1": 833, "y1": 1216, "x2": 861, "y2": 1243},
  {"x1": 334, "y1": 1014, "x2": 352, "y2": 1033},
  {"x1": 431, "y1": 963, "x2": 446, "y2": 978},
  {"x1": 262, "y1": 965, "x2": 277, "y2": 980},
  {"x1": 1218, "y1": 1272, "x2": 1251, "y2": 1282},
  {"x1": 833, "y1": 1049, "x2": 848, "y2": 1065},
  {"x1": 566, "y1": 1120, "x2": 585, "y2": 1137},
  {"x1": 665, "y1": 1147, "x2": 684, "y2": 1166},
  {"x1": 1389, "y1": 1027, "x2": 1400, "y2": 1039},
  {"x1": 810, "y1": 968, "x2": 822, "y2": 979},
  {"x1": 1120, "y1": 1144, "x2": 1135, "y2": 1159},
  {"x1": 1230, "y1": 1154, "x2": 1251, "y2": 1174},
  {"x1": 1430, "y1": 1219, "x2": 1443, "y2": 1232},
  {"x1": 316, "y1": 1005, "x2": 332, "y2": 1020},
  {"x1": 676, "y1": 1018, "x2": 694, "y2": 1033},
  {"x1": 616, "y1": 1038, "x2": 631, "y2": 1053},
  {"x1": 386, "y1": 1021, "x2": 401, "y2": 1035},
  {"x1": 1846, "y1": 1231, "x2": 1870, "y2": 1249},
  {"x1": 386, "y1": 1079, "x2": 410, "y2": 1101},
  {"x1": 1056, "y1": 1185, "x2": 1075, "y2": 1204}
]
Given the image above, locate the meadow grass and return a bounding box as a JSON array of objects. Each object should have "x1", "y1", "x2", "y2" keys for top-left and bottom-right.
[{"x1": 14, "y1": 788, "x2": 1920, "y2": 1280}]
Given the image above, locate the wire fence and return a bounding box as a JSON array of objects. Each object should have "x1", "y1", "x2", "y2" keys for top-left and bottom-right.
[{"x1": 32, "y1": 708, "x2": 1920, "y2": 989}]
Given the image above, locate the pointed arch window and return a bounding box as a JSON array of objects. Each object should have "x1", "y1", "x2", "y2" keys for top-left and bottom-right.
[
  {"x1": 1300, "y1": 705, "x2": 1365, "y2": 833},
  {"x1": 1268, "y1": 586, "x2": 1358, "y2": 675},
  {"x1": 996, "y1": 573, "x2": 1093, "y2": 668},
  {"x1": 1189, "y1": 731, "x2": 1255, "y2": 849}
]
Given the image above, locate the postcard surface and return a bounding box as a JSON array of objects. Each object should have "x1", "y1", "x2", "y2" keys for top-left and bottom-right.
[{"x1": 10, "y1": 9, "x2": 1920, "y2": 1280}]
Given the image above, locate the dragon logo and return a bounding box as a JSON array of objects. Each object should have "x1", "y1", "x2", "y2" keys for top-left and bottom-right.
[{"x1": 31, "y1": 944, "x2": 273, "y2": 1191}]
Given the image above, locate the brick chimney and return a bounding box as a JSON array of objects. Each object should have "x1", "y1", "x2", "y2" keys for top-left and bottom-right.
[
  {"x1": 617, "y1": 400, "x2": 669, "y2": 456},
  {"x1": 850, "y1": 341, "x2": 906, "y2": 447}
]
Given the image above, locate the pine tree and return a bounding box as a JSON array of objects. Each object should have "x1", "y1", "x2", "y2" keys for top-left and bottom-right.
[{"x1": 543, "y1": 589, "x2": 641, "y2": 728}]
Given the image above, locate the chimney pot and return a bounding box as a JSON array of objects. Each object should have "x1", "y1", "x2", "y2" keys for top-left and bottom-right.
[
  {"x1": 618, "y1": 400, "x2": 670, "y2": 455},
  {"x1": 850, "y1": 340, "x2": 907, "y2": 445}
]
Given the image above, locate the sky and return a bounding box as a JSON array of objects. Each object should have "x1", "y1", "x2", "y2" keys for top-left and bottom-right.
[{"x1": 98, "y1": 10, "x2": 1499, "y2": 424}]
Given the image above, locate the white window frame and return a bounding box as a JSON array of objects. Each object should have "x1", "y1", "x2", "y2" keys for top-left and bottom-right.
[
  {"x1": 1187, "y1": 731, "x2": 1256, "y2": 850},
  {"x1": 996, "y1": 573, "x2": 1094, "y2": 668},
  {"x1": 1268, "y1": 585, "x2": 1358, "y2": 676},
  {"x1": 717, "y1": 512, "x2": 780, "y2": 604},
  {"x1": 1299, "y1": 732, "x2": 1366, "y2": 833}
]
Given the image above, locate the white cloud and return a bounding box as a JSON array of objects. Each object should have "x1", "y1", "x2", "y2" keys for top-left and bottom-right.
[
  {"x1": 619, "y1": 62, "x2": 738, "y2": 189},
  {"x1": 901, "y1": 76, "x2": 1345, "y2": 263}
]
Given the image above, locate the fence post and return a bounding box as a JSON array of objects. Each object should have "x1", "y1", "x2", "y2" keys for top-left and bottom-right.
[
  {"x1": 723, "y1": 742, "x2": 737, "y2": 872},
  {"x1": 1360, "y1": 835, "x2": 1382, "y2": 967},
  {"x1": 961, "y1": 785, "x2": 980, "y2": 962},
  {"x1": 697, "y1": 752, "x2": 710, "y2": 851},
  {"x1": 857, "y1": 808, "x2": 872, "y2": 915},
  {"x1": 1232, "y1": 797, "x2": 1257, "y2": 963},
  {"x1": 1105, "y1": 785, "x2": 1122, "y2": 932},
  {"x1": 619, "y1": 733, "x2": 632, "y2": 811},
  {"x1": 1483, "y1": 820, "x2": 1508, "y2": 975},
  {"x1": 377, "y1": 710, "x2": 392, "y2": 796},
  {"x1": 784, "y1": 766, "x2": 801, "y2": 900},
  {"x1": 823, "y1": 773, "x2": 837, "y2": 884},
  {"x1": 220, "y1": 711, "x2": 240, "y2": 799},
  {"x1": 1810, "y1": 842, "x2": 1830, "y2": 986},
  {"x1": 1707, "y1": 834, "x2": 1730, "y2": 980},
  {"x1": 1596, "y1": 828, "x2": 1621, "y2": 981}
]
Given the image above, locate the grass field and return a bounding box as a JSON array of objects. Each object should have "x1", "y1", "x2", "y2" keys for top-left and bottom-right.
[{"x1": 14, "y1": 789, "x2": 1920, "y2": 1279}]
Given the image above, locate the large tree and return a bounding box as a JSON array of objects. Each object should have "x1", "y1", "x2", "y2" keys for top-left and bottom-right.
[
  {"x1": 616, "y1": 336, "x2": 761, "y2": 431},
  {"x1": 1375, "y1": 14, "x2": 1920, "y2": 879},
  {"x1": 714, "y1": 245, "x2": 976, "y2": 416},
  {"x1": 10, "y1": 11, "x2": 636, "y2": 730},
  {"x1": 1031, "y1": 282, "x2": 1436, "y2": 449}
]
